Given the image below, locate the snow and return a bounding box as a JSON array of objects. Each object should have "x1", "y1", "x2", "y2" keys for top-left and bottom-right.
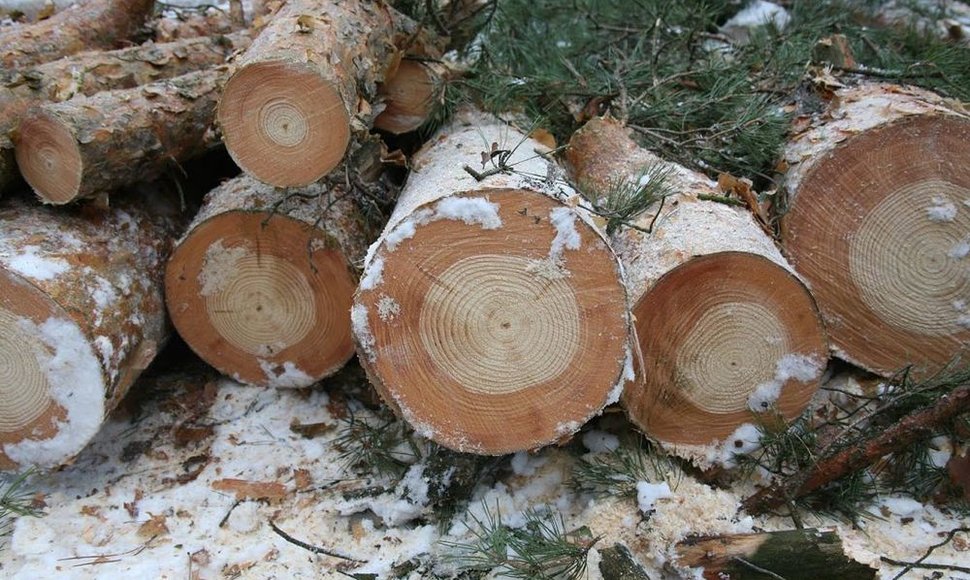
[
  {"x1": 3, "y1": 246, "x2": 69, "y2": 281},
  {"x1": 434, "y1": 197, "x2": 502, "y2": 230},
  {"x1": 198, "y1": 239, "x2": 249, "y2": 296},
  {"x1": 548, "y1": 207, "x2": 582, "y2": 254},
  {"x1": 256, "y1": 360, "x2": 314, "y2": 389},
  {"x1": 636, "y1": 481, "x2": 672, "y2": 513},
  {"x1": 724, "y1": 1, "x2": 790, "y2": 30},
  {"x1": 748, "y1": 353, "x2": 825, "y2": 412},
  {"x1": 376, "y1": 294, "x2": 400, "y2": 321},
  {"x1": 359, "y1": 256, "x2": 383, "y2": 290},
  {"x1": 948, "y1": 238, "x2": 970, "y2": 259},
  {"x1": 582, "y1": 430, "x2": 620, "y2": 454},
  {"x1": 350, "y1": 304, "x2": 375, "y2": 361},
  {"x1": 927, "y1": 196, "x2": 958, "y2": 222}
]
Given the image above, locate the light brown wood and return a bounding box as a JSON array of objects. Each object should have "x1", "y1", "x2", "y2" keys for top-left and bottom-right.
[
  {"x1": 0, "y1": 192, "x2": 179, "y2": 470},
  {"x1": 375, "y1": 59, "x2": 447, "y2": 134},
  {"x1": 567, "y1": 117, "x2": 827, "y2": 455},
  {"x1": 165, "y1": 173, "x2": 369, "y2": 388},
  {"x1": 781, "y1": 83, "x2": 970, "y2": 377},
  {"x1": 217, "y1": 0, "x2": 396, "y2": 186},
  {"x1": 353, "y1": 110, "x2": 632, "y2": 455}
]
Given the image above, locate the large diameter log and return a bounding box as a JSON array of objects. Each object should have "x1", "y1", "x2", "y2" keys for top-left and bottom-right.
[
  {"x1": 781, "y1": 83, "x2": 970, "y2": 378},
  {"x1": 0, "y1": 0, "x2": 154, "y2": 69},
  {"x1": 374, "y1": 59, "x2": 447, "y2": 135},
  {"x1": 675, "y1": 529, "x2": 876, "y2": 579},
  {"x1": 567, "y1": 117, "x2": 827, "y2": 455},
  {"x1": 165, "y1": 173, "x2": 369, "y2": 388},
  {"x1": 14, "y1": 68, "x2": 226, "y2": 205},
  {"x1": 217, "y1": 0, "x2": 396, "y2": 187},
  {"x1": 0, "y1": 193, "x2": 178, "y2": 470},
  {"x1": 353, "y1": 110, "x2": 633, "y2": 455}
]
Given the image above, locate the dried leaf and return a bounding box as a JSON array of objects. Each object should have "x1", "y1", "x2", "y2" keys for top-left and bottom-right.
[
  {"x1": 296, "y1": 15, "x2": 314, "y2": 33},
  {"x1": 138, "y1": 514, "x2": 169, "y2": 539}
]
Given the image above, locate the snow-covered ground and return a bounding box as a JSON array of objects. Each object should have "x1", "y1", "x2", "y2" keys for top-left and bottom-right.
[{"x1": 1, "y1": 364, "x2": 967, "y2": 579}]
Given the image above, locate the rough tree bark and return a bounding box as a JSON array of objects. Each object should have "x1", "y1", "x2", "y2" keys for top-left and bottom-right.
[
  {"x1": 567, "y1": 117, "x2": 827, "y2": 464},
  {"x1": 0, "y1": 33, "x2": 251, "y2": 193},
  {"x1": 675, "y1": 529, "x2": 876, "y2": 579},
  {"x1": 0, "y1": 0, "x2": 154, "y2": 69},
  {"x1": 217, "y1": 0, "x2": 397, "y2": 187},
  {"x1": 780, "y1": 83, "x2": 970, "y2": 378},
  {"x1": 14, "y1": 67, "x2": 226, "y2": 205},
  {"x1": 353, "y1": 109, "x2": 633, "y2": 455},
  {"x1": 165, "y1": 168, "x2": 370, "y2": 388},
  {"x1": 151, "y1": 7, "x2": 239, "y2": 43},
  {"x1": 0, "y1": 192, "x2": 179, "y2": 470}
]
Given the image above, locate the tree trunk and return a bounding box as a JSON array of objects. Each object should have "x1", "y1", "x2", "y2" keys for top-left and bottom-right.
[
  {"x1": 780, "y1": 83, "x2": 970, "y2": 378},
  {"x1": 353, "y1": 109, "x2": 632, "y2": 455},
  {"x1": 0, "y1": 192, "x2": 179, "y2": 470},
  {"x1": 0, "y1": 0, "x2": 154, "y2": 69},
  {"x1": 566, "y1": 117, "x2": 827, "y2": 464},
  {"x1": 0, "y1": 33, "x2": 252, "y2": 194},
  {"x1": 674, "y1": 529, "x2": 876, "y2": 579},
  {"x1": 374, "y1": 59, "x2": 448, "y2": 135},
  {"x1": 151, "y1": 7, "x2": 240, "y2": 43},
  {"x1": 164, "y1": 169, "x2": 371, "y2": 388},
  {"x1": 217, "y1": 0, "x2": 397, "y2": 187},
  {"x1": 14, "y1": 67, "x2": 225, "y2": 205}
]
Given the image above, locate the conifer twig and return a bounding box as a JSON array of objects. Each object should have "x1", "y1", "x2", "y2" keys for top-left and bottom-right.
[
  {"x1": 882, "y1": 526, "x2": 970, "y2": 580},
  {"x1": 269, "y1": 520, "x2": 366, "y2": 563}
]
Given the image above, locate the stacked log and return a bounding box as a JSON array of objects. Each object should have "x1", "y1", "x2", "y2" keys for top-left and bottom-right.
[
  {"x1": 164, "y1": 170, "x2": 370, "y2": 388},
  {"x1": 217, "y1": 0, "x2": 397, "y2": 186},
  {"x1": 374, "y1": 59, "x2": 448, "y2": 135},
  {"x1": 780, "y1": 83, "x2": 970, "y2": 377},
  {"x1": 567, "y1": 117, "x2": 827, "y2": 460},
  {"x1": 353, "y1": 110, "x2": 633, "y2": 455},
  {"x1": 0, "y1": 191, "x2": 179, "y2": 470}
]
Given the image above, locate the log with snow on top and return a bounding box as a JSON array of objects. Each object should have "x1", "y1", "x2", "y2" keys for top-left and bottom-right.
[
  {"x1": 14, "y1": 67, "x2": 226, "y2": 205},
  {"x1": 217, "y1": 0, "x2": 398, "y2": 187},
  {"x1": 780, "y1": 83, "x2": 970, "y2": 378},
  {"x1": 0, "y1": 192, "x2": 179, "y2": 470},
  {"x1": 567, "y1": 116, "x2": 828, "y2": 465},
  {"x1": 353, "y1": 110, "x2": 633, "y2": 455},
  {"x1": 165, "y1": 167, "x2": 371, "y2": 388}
]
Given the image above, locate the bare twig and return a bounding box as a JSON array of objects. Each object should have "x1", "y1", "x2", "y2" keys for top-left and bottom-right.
[
  {"x1": 269, "y1": 520, "x2": 367, "y2": 563},
  {"x1": 884, "y1": 527, "x2": 970, "y2": 580}
]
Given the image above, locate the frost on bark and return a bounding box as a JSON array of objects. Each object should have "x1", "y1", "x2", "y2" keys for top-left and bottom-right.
[
  {"x1": 217, "y1": 0, "x2": 397, "y2": 187},
  {"x1": 0, "y1": 192, "x2": 179, "y2": 470},
  {"x1": 14, "y1": 68, "x2": 225, "y2": 205},
  {"x1": 567, "y1": 117, "x2": 827, "y2": 461},
  {"x1": 353, "y1": 109, "x2": 632, "y2": 455},
  {"x1": 165, "y1": 171, "x2": 370, "y2": 389},
  {"x1": 781, "y1": 83, "x2": 970, "y2": 378}
]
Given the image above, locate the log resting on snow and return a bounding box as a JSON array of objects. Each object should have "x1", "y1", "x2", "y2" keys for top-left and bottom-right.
[
  {"x1": 567, "y1": 116, "x2": 827, "y2": 462},
  {"x1": 780, "y1": 83, "x2": 970, "y2": 378},
  {"x1": 353, "y1": 109, "x2": 633, "y2": 455}
]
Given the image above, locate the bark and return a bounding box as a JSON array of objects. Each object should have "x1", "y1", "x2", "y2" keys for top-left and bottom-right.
[
  {"x1": 218, "y1": 0, "x2": 397, "y2": 187},
  {"x1": 0, "y1": 191, "x2": 180, "y2": 470},
  {"x1": 164, "y1": 167, "x2": 371, "y2": 388},
  {"x1": 598, "y1": 543, "x2": 652, "y2": 580},
  {"x1": 675, "y1": 529, "x2": 876, "y2": 579},
  {"x1": 566, "y1": 117, "x2": 827, "y2": 465},
  {"x1": 14, "y1": 67, "x2": 226, "y2": 205},
  {"x1": 780, "y1": 82, "x2": 970, "y2": 378},
  {"x1": 0, "y1": 0, "x2": 72, "y2": 22},
  {"x1": 152, "y1": 8, "x2": 239, "y2": 43},
  {"x1": 353, "y1": 109, "x2": 632, "y2": 455},
  {"x1": 374, "y1": 59, "x2": 448, "y2": 135},
  {"x1": 0, "y1": 0, "x2": 154, "y2": 69}
]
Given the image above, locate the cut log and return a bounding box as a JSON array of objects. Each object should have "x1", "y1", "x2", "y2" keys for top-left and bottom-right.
[
  {"x1": 0, "y1": 0, "x2": 154, "y2": 69},
  {"x1": 566, "y1": 117, "x2": 827, "y2": 459},
  {"x1": 152, "y1": 7, "x2": 239, "y2": 43},
  {"x1": 164, "y1": 172, "x2": 370, "y2": 388},
  {"x1": 353, "y1": 110, "x2": 632, "y2": 455},
  {"x1": 217, "y1": 0, "x2": 396, "y2": 187},
  {"x1": 675, "y1": 529, "x2": 876, "y2": 579},
  {"x1": 0, "y1": 192, "x2": 179, "y2": 470},
  {"x1": 0, "y1": 33, "x2": 251, "y2": 193},
  {"x1": 780, "y1": 83, "x2": 970, "y2": 378},
  {"x1": 14, "y1": 68, "x2": 226, "y2": 205},
  {"x1": 374, "y1": 59, "x2": 447, "y2": 135}
]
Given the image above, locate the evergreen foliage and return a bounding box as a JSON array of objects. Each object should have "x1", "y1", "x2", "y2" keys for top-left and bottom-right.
[{"x1": 0, "y1": 468, "x2": 41, "y2": 547}]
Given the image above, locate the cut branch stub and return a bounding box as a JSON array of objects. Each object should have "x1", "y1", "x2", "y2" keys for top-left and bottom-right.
[
  {"x1": 354, "y1": 111, "x2": 632, "y2": 454},
  {"x1": 165, "y1": 174, "x2": 369, "y2": 388},
  {"x1": 0, "y1": 193, "x2": 178, "y2": 470},
  {"x1": 567, "y1": 116, "x2": 827, "y2": 456},
  {"x1": 217, "y1": 0, "x2": 396, "y2": 186},
  {"x1": 781, "y1": 83, "x2": 970, "y2": 377}
]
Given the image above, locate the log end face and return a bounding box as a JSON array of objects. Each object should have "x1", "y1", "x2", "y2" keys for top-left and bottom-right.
[
  {"x1": 624, "y1": 252, "x2": 827, "y2": 449},
  {"x1": 219, "y1": 61, "x2": 350, "y2": 186},
  {"x1": 14, "y1": 112, "x2": 82, "y2": 205},
  {"x1": 355, "y1": 190, "x2": 631, "y2": 454},
  {"x1": 374, "y1": 60, "x2": 440, "y2": 135},
  {"x1": 165, "y1": 211, "x2": 356, "y2": 388}
]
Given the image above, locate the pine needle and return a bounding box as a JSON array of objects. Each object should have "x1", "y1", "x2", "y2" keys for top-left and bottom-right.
[{"x1": 0, "y1": 468, "x2": 42, "y2": 544}]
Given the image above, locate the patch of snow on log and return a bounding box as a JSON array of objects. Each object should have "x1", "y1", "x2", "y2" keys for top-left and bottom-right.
[{"x1": 747, "y1": 354, "x2": 826, "y2": 412}]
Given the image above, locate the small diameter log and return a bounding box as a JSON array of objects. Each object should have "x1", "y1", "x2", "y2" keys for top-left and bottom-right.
[
  {"x1": 0, "y1": 193, "x2": 178, "y2": 470},
  {"x1": 567, "y1": 117, "x2": 827, "y2": 457},
  {"x1": 0, "y1": 0, "x2": 154, "y2": 69},
  {"x1": 374, "y1": 59, "x2": 447, "y2": 135},
  {"x1": 353, "y1": 110, "x2": 632, "y2": 455},
  {"x1": 14, "y1": 68, "x2": 225, "y2": 205},
  {"x1": 165, "y1": 173, "x2": 369, "y2": 388},
  {"x1": 675, "y1": 529, "x2": 876, "y2": 579},
  {"x1": 781, "y1": 83, "x2": 970, "y2": 377},
  {"x1": 217, "y1": 0, "x2": 396, "y2": 187}
]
